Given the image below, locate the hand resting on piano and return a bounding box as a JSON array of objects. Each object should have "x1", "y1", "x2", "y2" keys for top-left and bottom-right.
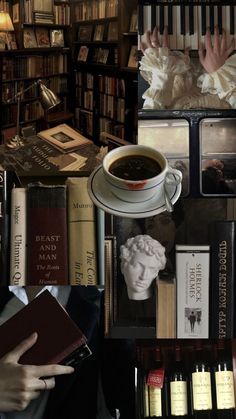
[{"x1": 139, "y1": 26, "x2": 236, "y2": 109}]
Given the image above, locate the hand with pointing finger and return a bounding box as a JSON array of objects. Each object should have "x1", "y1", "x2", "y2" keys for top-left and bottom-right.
[{"x1": 0, "y1": 332, "x2": 74, "y2": 412}]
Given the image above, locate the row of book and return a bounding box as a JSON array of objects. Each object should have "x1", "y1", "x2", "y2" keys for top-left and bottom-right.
[
  {"x1": 99, "y1": 117, "x2": 125, "y2": 139},
  {"x1": 75, "y1": 108, "x2": 93, "y2": 137},
  {"x1": 99, "y1": 94, "x2": 125, "y2": 123},
  {"x1": 0, "y1": 175, "x2": 104, "y2": 286},
  {"x1": 2, "y1": 55, "x2": 68, "y2": 81},
  {"x1": 75, "y1": 0, "x2": 118, "y2": 21},
  {"x1": 76, "y1": 88, "x2": 94, "y2": 111},
  {"x1": 22, "y1": 0, "x2": 70, "y2": 25}
]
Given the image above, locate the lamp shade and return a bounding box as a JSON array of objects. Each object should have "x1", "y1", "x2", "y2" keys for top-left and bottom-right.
[
  {"x1": 0, "y1": 11, "x2": 14, "y2": 31},
  {"x1": 38, "y1": 82, "x2": 61, "y2": 111}
]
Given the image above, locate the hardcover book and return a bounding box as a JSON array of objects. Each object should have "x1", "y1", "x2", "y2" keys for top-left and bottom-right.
[
  {"x1": 27, "y1": 183, "x2": 69, "y2": 285},
  {"x1": 176, "y1": 245, "x2": 210, "y2": 339},
  {"x1": 0, "y1": 290, "x2": 91, "y2": 366},
  {"x1": 209, "y1": 220, "x2": 236, "y2": 338},
  {"x1": 66, "y1": 177, "x2": 97, "y2": 286},
  {"x1": 37, "y1": 124, "x2": 92, "y2": 153},
  {"x1": 10, "y1": 187, "x2": 27, "y2": 286},
  {"x1": 156, "y1": 275, "x2": 176, "y2": 339}
]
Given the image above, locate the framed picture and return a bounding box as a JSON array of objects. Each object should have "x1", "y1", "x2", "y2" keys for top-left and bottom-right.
[
  {"x1": 127, "y1": 45, "x2": 137, "y2": 68},
  {"x1": 93, "y1": 24, "x2": 104, "y2": 41},
  {"x1": 129, "y1": 10, "x2": 137, "y2": 32},
  {"x1": 78, "y1": 25, "x2": 93, "y2": 41},
  {"x1": 50, "y1": 29, "x2": 64, "y2": 47},
  {"x1": 0, "y1": 32, "x2": 6, "y2": 50},
  {"x1": 77, "y1": 45, "x2": 89, "y2": 62},
  {"x1": 12, "y1": 3, "x2": 20, "y2": 23},
  {"x1": 107, "y1": 21, "x2": 118, "y2": 41},
  {"x1": 35, "y1": 28, "x2": 50, "y2": 47},
  {"x1": 37, "y1": 123, "x2": 91, "y2": 153},
  {"x1": 6, "y1": 33, "x2": 17, "y2": 50},
  {"x1": 23, "y1": 28, "x2": 37, "y2": 48},
  {"x1": 97, "y1": 48, "x2": 109, "y2": 64},
  {"x1": 33, "y1": 0, "x2": 53, "y2": 12}
]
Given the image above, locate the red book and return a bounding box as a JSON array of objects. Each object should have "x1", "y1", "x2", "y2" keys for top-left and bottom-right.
[
  {"x1": 0, "y1": 290, "x2": 91, "y2": 366},
  {"x1": 27, "y1": 184, "x2": 68, "y2": 285}
]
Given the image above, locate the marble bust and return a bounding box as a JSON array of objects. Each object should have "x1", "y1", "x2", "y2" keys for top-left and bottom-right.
[{"x1": 120, "y1": 234, "x2": 166, "y2": 301}]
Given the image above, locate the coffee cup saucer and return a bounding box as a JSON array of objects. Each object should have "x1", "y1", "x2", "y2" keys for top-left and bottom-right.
[{"x1": 88, "y1": 165, "x2": 182, "y2": 219}]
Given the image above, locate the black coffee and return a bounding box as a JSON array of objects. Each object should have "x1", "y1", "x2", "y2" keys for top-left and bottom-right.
[{"x1": 109, "y1": 155, "x2": 162, "y2": 180}]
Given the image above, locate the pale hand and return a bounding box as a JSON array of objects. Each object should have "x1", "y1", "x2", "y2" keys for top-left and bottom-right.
[
  {"x1": 140, "y1": 26, "x2": 169, "y2": 53},
  {"x1": 0, "y1": 333, "x2": 74, "y2": 412}
]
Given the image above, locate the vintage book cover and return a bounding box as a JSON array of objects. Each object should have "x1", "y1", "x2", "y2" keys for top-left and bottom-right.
[
  {"x1": 35, "y1": 28, "x2": 50, "y2": 47},
  {"x1": 128, "y1": 45, "x2": 137, "y2": 68},
  {"x1": 156, "y1": 276, "x2": 176, "y2": 339},
  {"x1": 176, "y1": 245, "x2": 210, "y2": 339},
  {"x1": 23, "y1": 28, "x2": 38, "y2": 48},
  {"x1": 0, "y1": 290, "x2": 91, "y2": 366},
  {"x1": 50, "y1": 29, "x2": 64, "y2": 47},
  {"x1": 77, "y1": 45, "x2": 89, "y2": 62},
  {"x1": 27, "y1": 184, "x2": 69, "y2": 285},
  {"x1": 0, "y1": 171, "x2": 18, "y2": 286},
  {"x1": 10, "y1": 187, "x2": 27, "y2": 286},
  {"x1": 209, "y1": 220, "x2": 236, "y2": 338},
  {"x1": 37, "y1": 123, "x2": 92, "y2": 153},
  {"x1": 67, "y1": 177, "x2": 97, "y2": 286}
]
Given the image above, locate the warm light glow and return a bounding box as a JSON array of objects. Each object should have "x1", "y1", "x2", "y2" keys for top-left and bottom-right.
[{"x1": 0, "y1": 11, "x2": 14, "y2": 31}]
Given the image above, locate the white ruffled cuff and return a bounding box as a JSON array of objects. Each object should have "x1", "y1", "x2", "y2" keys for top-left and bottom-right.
[{"x1": 197, "y1": 55, "x2": 236, "y2": 108}]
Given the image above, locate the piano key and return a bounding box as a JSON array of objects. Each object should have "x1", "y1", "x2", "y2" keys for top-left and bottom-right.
[
  {"x1": 151, "y1": 4, "x2": 156, "y2": 32},
  {"x1": 225, "y1": 5, "x2": 233, "y2": 48},
  {"x1": 180, "y1": 4, "x2": 186, "y2": 36},
  {"x1": 198, "y1": 5, "x2": 205, "y2": 48},
  {"x1": 184, "y1": 5, "x2": 191, "y2": 51},
  {"x1": 138, "y1": 4, "x2": 144, "y2": 36},
  {"x1": 169, "y1": 5, "x2": 177, "y2": 50},
  {"x1": 201, "y1": 4, "x2": 206, "y2": 36},
  {"x1": 176, "y1": 5, "x2": 184, "y2": 50},
  {"x1": 210, "y1": 5, "x2": 214, "y2": 35},
  {"x1": 159, "y1": 4, "x2": 164, "y2": 34},
  {"x1": 168, "y1": 5, "x2": 173, "y2": 35},
  {"x1": 230, "y1": 5, "x2": 234, "y2": 35},
  {"x1": 143, "y1": 5, "x2": 151, "y2": 34},
  {"x1": 217, "y1": 5, "x2": 222, "y2": 34},
  {"x1": 191, "y1": 4, "x2": 199, "y2": 51},
  {"x1": 189, "y1": 4, "x2": 194, "y2": 35}
]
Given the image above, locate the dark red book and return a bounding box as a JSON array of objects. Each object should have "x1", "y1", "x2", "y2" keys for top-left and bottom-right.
[
  {"x1": 0, "y1": 290, "x2": 91, "y2": 366},
  {"x1": 27, "y1": 183, "x2": 68, "y2": 285}
]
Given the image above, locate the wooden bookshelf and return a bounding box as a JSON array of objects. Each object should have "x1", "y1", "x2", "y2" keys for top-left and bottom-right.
[{"x1": 71, "y1": 0, "x2": 138, "y2": 143}]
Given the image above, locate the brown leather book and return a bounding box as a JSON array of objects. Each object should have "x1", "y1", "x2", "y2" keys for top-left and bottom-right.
[
  {"x1": 27, "y1": 183, "x2": 68, "y2": 285},
  {"x1": 0, "y1": 290, "x2": 91, "y2": 366}
]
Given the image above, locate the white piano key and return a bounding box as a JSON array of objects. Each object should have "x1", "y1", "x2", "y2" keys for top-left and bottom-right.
[
  {"x1": 143, "y1": 4, "x2": 151, "y2": 33},
  {"x1": 184, "y1": 5, "x2": 191, "y2": 51},
  {"x1": 176, "y1": 5, "x2": 184, "y2": 50},
  {"x1": 225, "y1": 5, "x2": 232, "y2": 49},
  {"x1": 191, "y1": 5, "x2": 199, "y2": 51},
  {"x1": 198, "y1": 5, "x2": 205, "y2": 49},
  {"x1": 169, "y1": 5, "x2": 177, "y2": 50}
]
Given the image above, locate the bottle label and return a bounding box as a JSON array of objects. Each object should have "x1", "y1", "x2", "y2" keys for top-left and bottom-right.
[
  {"x1": 215, "y1": 371, "x2": 236, "y2": 409},
  {"x1": 192, "y1": 371, "x2": 212, "y2": 410},
  {"x1": 170, "y1": 381, "x2": 188, "y2": 415},
  {"x1": 144, "y1": 382, "x2": 149, "y2": 417},
  {"x1": 149, "y1": 386, "x2": 162, "y2": 417},
  {"x1": 147, "y1": 368, "x2": 165, "y2": 388}
]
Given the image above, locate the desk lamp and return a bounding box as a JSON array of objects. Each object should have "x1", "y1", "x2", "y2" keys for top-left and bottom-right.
[{"x1": 6, "y1": 80, "x2": 61, "y2": 149}]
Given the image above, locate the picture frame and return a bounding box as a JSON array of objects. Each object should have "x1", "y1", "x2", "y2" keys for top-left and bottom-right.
[
  {"x1": 0, "y1": 32, "x2": 6, "y2": 50},
  {"x1": 77, "y1": 45, "x2": 89, "y2": 62},
  {"x1": 127, "y1": 45, "x2": 137, "y2": 68},
  {"x1": 12, "y1": 3, "x2": 20, "y2": 23},
  {"x1": 78, "y1": 25, "x2": 93, "y2": 42},
  {"x1": 97, "y1": 48, "x2": 109, "y2": 64},
  {"x1": 50, "y1": 29, "x2": 64, "y2": 47},
  {"x1": 129, "y1": 10, "x2": 138, "y2": 32},
  {"x1": 35, "y1": 28, "x2": 50, "y2": 47},
  {"x1": 93, "y1": 24, "x2": 104, "y2": 41},
  {"x1": 107, "y1": 21, "x2": 118, "y2": 41},
  {"x1": 37, "y1": 123, "x2": 91, "y2": 153},
  {"x1": 33, "y1": 0, "x2": 53, "y2": 12},
  {"x1": 23, "y1": 28, "x2": 38, "y2": 48},
  {"x1": 5, "y1": 33, "x2": 17, "y2": 50}
]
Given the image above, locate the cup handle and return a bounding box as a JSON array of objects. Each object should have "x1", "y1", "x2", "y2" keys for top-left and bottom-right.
[{"x1": 165, "y1": 167, "x2": 182, "y2": 186}]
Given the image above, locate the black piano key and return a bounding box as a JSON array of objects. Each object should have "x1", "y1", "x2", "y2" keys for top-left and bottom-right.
[
  {"x1": 151, "y1": 4, "x2": 156, "y2": 32},
  {"x1": 217, "y1": 5, "x2": 222, "y2": 35},
  {"x1": 159, "y1": 4, "x2": 164, "y2": 34},
  {"x1": 189, "y1": 4, "x2": 194, "y2": 35},
  {"x1": 210, "y1": 5, "x2": 214, "y2": 35},
  {"x1": 201, "y1": 4, "x2": 206, "y2": 36},
  {"x1": 138, "y1": 4, "x2": 144, "y2": 35},
  {"x1": 168, "y1": 5, "x2": 173, "y2": 35},
  {"x1": 230, "y1": 5, "x2": 234, "y2": 35},
  {"x1": 180, "y1": 4, "x2": 185, "y2": 36}
]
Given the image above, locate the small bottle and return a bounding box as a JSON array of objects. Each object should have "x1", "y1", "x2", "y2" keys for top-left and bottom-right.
[
  {"x1": 168, "y1": 344, "x2": 189, "y2": 417},
  {"x1": 213, "y1": 340, "x2": 235, "y2": 419},
  {"x1": 191, "y1": 340, "x2": 213, "y2": 419},
  {"x1": 147, "y1": 345, "x2": 167, "y2": 418}
]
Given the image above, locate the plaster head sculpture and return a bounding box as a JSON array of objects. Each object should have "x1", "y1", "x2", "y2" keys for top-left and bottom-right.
[{"x1": 120, "y1": 234, "x2": 166, "y2": 301}]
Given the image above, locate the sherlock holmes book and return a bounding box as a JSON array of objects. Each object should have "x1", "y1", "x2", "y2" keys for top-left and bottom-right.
[
  {"x1": 176, "y1": 245, "x2": 210, "y2": 339},
  {"x1": 27, "y1": 183, "x2": 68, "y2": 284},
  {"x1": 209, "y1": 220, "x2": 236, "y2": 339}
]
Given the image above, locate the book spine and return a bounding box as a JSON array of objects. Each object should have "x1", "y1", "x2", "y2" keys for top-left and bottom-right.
[
  {"x1": 27, "y1": 184, "x2": 68, "y2": 285},
  {"x1": 10, "y1": 187, "x2": 27, "y2": 285},
  {"x1": 0, "y1": 171, "x2": 16, "y2": 285},
  {"x1": 67, "y1": 177, "x2": 97, "y2": 285},
  {"x1": 176, "y1": 245, "x2": 210, "y2": 338},
  {"x1": 209, "y1": 221, "x2": 235, "y2": 339},
  {"x1": 96, "y1": 208, "x2": 105, "y2": 286}
]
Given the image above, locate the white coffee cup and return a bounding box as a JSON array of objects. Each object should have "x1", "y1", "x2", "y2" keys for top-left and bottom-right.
[{"x1": 102, "y1": 144, "x2": 182, "y2": 203}]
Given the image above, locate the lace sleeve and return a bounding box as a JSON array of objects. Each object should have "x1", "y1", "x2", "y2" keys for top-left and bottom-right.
[
  {"x1": 139, "y1": 47, "x2": 192, "y2": 109},
  {"x1": 197, "y1": 54, "x2": 236, "y2": 108}
]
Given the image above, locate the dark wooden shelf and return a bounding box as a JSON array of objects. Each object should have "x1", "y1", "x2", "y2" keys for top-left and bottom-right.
[
  {"x1": 0, "y1": 47, "x2": 70, "y2": 55},
  {"x1": 74, "y1": 40, "x2": 118, "y2": 45},
  {"x1": 74, "y1": 16, "x2": 117, "y2": 25}
]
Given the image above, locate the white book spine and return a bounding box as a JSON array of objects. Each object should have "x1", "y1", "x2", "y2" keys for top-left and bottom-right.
[
  {"x1": 176, "y1": 245, "x2": 210, "y2": 339},
  {"x1": 10, "y1": 188, "x2": 27, "y2": 285}
]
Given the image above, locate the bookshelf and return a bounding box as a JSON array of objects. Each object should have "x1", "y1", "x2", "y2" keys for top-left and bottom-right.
[
  {"x1": 0, "y1": 0, "x2": 73, "y2": 143},
  {"x1": 71, "y1": 0, "x2": 138, "y2": 143}
]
